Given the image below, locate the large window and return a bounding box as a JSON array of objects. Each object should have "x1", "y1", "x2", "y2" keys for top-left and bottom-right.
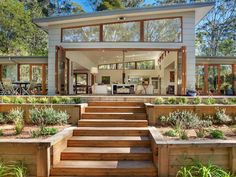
[
  {"x1": 195, "y1": 65, "x2": 205, "y2": 93},
  {"x1": 98, "y1": 64, "x2": 116, "y2": 70},
  {"x1": 19, "y1": 65, "x2": 30, "y2": 81},
  {"x1": 103, "y1": 22, "x2": 140, "y2": 42},
  {"x1": 136, "y1": 60, "x2": 155, "y2": 70},
  {"x1": 144, "y1": 18, "x2": 182, "y2": 42},
  {"x1": 2, "y1": 65, "x2": 17, "y2": 81},
  {"x1": 220, "y1": 65, "x2": 233, "y2": 94},
  {"x1": 62, "y1": 26, "x2": 100, "y2": 42}
]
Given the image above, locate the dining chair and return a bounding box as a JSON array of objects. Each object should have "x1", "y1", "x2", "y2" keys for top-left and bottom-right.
[
  {"x1": 0, "y1": 82, "x2": 6, "y2": 95},
  {"x1": 2, "y1": 79, "x2": 18, "y2": 95},
  {"x1": 22, "y1": 81, "x2": 37, "y2": 95}
]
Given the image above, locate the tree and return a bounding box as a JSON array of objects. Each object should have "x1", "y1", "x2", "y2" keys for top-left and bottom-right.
[
  {"x1": 196, "y1": 0, "x2": 236, "y2": 56},
  {"x1": 0, "y1": 0, "x2": 34, "y2": 55},
  {"x1": 96, "y1": 0, "x2": 124, "y2": 11}
]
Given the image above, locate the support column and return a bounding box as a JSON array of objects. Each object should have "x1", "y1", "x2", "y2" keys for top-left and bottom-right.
[
  {"x1": 204, "y1": 64, "x2": 208, "y2": 95},
  {"x1": 233, "y1": 64, "x2": 236, "y2": 95}
]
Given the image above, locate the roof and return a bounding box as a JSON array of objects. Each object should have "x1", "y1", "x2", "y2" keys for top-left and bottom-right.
[
  {"x1": 0, "y1": 56, "x2": 48, "y2": 64},
  {"x1": 196, "y1": 56, "x2": 236, "y2": 64},
  {"x1": 34, "y1": 2, "x2": 215, "y2": 29}
]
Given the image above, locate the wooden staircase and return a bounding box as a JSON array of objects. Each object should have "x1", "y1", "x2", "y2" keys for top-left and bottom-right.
[{"x1": 50, "y1": 102, "x2": 157, "y2": 177}]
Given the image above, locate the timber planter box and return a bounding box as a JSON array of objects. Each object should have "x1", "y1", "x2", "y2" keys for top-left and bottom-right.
[
  {"x1": 0, "y1": 103, "x2": 87, "y2": 125},
  {"x1": 145, "y1": 104, "x2": 236, "y2": 125}
]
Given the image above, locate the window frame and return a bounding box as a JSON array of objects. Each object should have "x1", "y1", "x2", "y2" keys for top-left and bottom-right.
[{"x1": 61, "y1": 16, "x2": 183, "y2": 43}]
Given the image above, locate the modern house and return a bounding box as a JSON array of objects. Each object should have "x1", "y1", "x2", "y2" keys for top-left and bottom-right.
[{"x1": 1, "y1": 1, "x2": 235, "y2": 96}]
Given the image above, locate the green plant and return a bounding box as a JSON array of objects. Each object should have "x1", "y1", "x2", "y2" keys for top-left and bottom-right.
[
  {"x1": 195, "y1": 128, "x2": 206, "y2": 138},
  {"x1": 12, "y1": 97, "x2": 25, "y2": 104},
  {"x1": 30, "y1": 107, "x2": 68, "y2": 126},
  {"x1": 40, "y1": 127, "x2": 58, "y2": 136},
  {"x1": 7, "y1": 108, "x2": 24, "y2": 123},
  {"x1": 72, "y1": 97, "x2": 81, "y2": 104},
  {"x1": 209, "y1": 129, "x2": 225, "y2": 139},
  {"x1": 38, "y1": 97, "x2": 49, "y2": 104},
  {"x1": 0, "y1": 129, "x2": 3, "y2": 136},
  {"x1": 7, "y1": 161, "x2": 27, "y2": 177},
  {"x1": 176, "y1": 166, "x2": 194, "y2": 177},
  {"x1": 154, "y1": 97, "x2": 164, "y2": 104},
  {"x1": 192, "y1": 97, "x2": 201, "y2": 104},
  {"x1": 178, "y1": 97, "x2": 188, "y2": 104},
  {"x1": 14, "y1": 118, "x2": 24, "y2": 135},
  {"x1": 179, "y1": 129, "x2": 189, "y2": 140},
  {"x1": 167, "y1": 97, "x2": 177, "y2": 104},
  {"x1": 214, "y1": 108, "x2": 232, "y2": 124},
  {"x1": 164, "y1": 129, "x2": 178, "y2": 137},
  {"x1": 51, "y1": 96, "x2": 61, "y2": 104},
  {"x1": 204, "y1": 97, "x2": 216, "y2": 105},
  {"x1": 2, "y1": 96, "x2": 11, "y2": 103},
  {"x1": 162, "y1": 110, "x2": 209, "y2": 129},
  {"x1": 60, "y1": 97, "x2": 73, "y2": 104},
  {"x1": 221, "y1": 98, "x2": 233, "y2": 105},
  {"x1": 27, "y1": 97, "x2": 37, "y2": 104},
  {"x1": 30, "y1": 130, "x2": 40, "y2": 138},
  {"x1": 0, "y1": 161, "x2": 6, "y2": 177},
  {"x1": 0, "y1": 113, "x2": 6, "y2": 124}
]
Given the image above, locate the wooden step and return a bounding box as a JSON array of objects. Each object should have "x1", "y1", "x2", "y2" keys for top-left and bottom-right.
[
  {"x1": 88, "y1": 102, "x2": 145, "y2": 107},
  {"x1": 81, "y1": 113, "x2": 147, "y2": 120},
  {"x1": 85, "y1": 107, "x2": 146, "y2": 113},
  {"x1": 61, "y1": 147, "x2": 152, "y2": 160},
  {"x1": 67, "y1": 136, "x2": 150, "y2": 147},
  {"x1": 50, "y1": 160, "x2": 157, "y2": 176},
  {"x1": 78, "y1": 119, "x2": 148, "y2": 127},
  {"x1": 73, "y1": 127, "x2": 149, "y2": 136}
]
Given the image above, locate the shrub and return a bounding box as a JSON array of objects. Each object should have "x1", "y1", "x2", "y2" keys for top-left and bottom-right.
[
  {"x1": 221, "y1": 98, "x2": 233, "y2": 105},
  {"x1": 178, "y1": 97, "x2": 188, "y2": 104},
  {"x1": 7, "y1": 108, "x2": 24, "y2": 123},
  {"x1": 163, "y1": 129, "x2": 178, "y2": 137},
  {"x1": 40, "y1": 127, "x2": 58, "y2": 136},
  {"x1": 0, "y1": 161, "x2": 6, "y2": 177},
  {"x1": 195, "y1": 128, "x2": 206, "y2": 138},
  {"x1": 214, "y1": 108, "x2": 232, "y2": 124},
  {"x1": 7, "y1": 161, "x2": 27, "y2": 177},
  {"x1": 154, "y1": 97, "x2": 164, "y2": 104},
  {"x1": 167, "y1": 97, "x2": 177, "y2": 104},
  {"x1": 204, "y1": 97, "x2": 216, "y2": 105},
  {"x1": 11, "y1": 97, "x2": 25, "y2": 104},
  {"x1": 30, "y1": 107, "x2": 68, "y2": 126},
  {"x1": 51, "y1": 96, "x2": 61, "y2": 104},
  {"x1": 38, "y1": 97, "x2": 49, "y2": 104},
  {"x1": 209, "y1": 129, "x2": 225, "y2": 139},
  {"x1": 60, "y1": 97, "x2": 73, "y2": 104},
  {"x1": 163, "y1": 110, "x2": 206, "y2": 129},
  {"x1": 177, "y1": 161, "x2": 234, "y2": 177},
  {"x1": 2, "y1": 96, "x2": 11, "y2": 103},
  {"x1": 192, "y1": 97, "x2": 201, "y2": 104},
  {"x1": 14, "y1": 118, "x2": 24, "y2": 135},
  {"x1": 179, "y1": 130, "x2": 188, "y2": 140},
  {"x1": 0, "y1": 129, "x2": 3, "y2": 136},
  {"x1": 0, "y1": 113, "x2": 6, "y2": 124},
  {"x1": 231, "y1": 98, "x2": 236, "y2": 104},
  {"x1": 27, "y1": 97, "x2": 37, "y2": 104},
  {"x1": 73, "y1": 97, "x2": 81, "y2": 104}
]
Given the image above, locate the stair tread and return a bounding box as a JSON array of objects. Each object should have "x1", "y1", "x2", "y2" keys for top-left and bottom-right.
[
  {"x1": 69, "y1": 136, "x2": 150, "y2": 141},
  {"x1": 83, "y1": 113, "x2": 146, "y2": 115},
  {"x1": 74, "y1": 127, "x2": 149, "y2": 130},
  {"x1": 86, "y1": 106, "x2": 145, "y2": 108},
  {"x1": 53, "y1": 160, "x2": 155, "y2": 169},
  {"x1": 63, "y1": 147, "x2": 151, "y2": 153},
  {"x1": 79, "y1": 119, "x2": 147, "y2": 122}
]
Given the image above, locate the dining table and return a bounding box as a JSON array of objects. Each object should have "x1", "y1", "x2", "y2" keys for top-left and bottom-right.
[{"x1": 12, "y1": 81, "x2": 30, "y2": 95}]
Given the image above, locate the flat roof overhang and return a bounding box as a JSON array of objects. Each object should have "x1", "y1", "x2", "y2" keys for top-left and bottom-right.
[
  {"x1": 33, "y1": 2, "x2": 215, "y2": 30},
  {"x1": 196, "y1": 56, "x2": 236, "y2": 65},
  {"x1": 0, "y1": 56, "x2": 48, "y2": 64}
]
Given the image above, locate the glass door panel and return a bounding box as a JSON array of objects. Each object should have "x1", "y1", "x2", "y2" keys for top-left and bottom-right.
[
  {"x1": 195, "y1": 65, "x2": 205, "y2": 94},
  {"x1": 74, "y1": 73, "x2": 88, "y2": 94},
  {"x1": 208, "y1": 65, "x2": 218, "y2": 94}
]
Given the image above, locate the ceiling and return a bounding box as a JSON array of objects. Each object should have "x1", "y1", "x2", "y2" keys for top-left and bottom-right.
[{"x1": 67, "y1": 50, "x2": 163, "y2": 65}]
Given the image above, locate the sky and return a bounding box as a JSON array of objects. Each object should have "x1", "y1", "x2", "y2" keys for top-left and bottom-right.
[{"x1": 73, "y1": 0, "x2": 156, "y2": 12}]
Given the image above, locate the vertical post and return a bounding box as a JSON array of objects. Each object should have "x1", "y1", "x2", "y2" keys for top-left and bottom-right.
[
  {"x1": 204, "y1": 64, "x2": 208, "y2": 95},
  {"x1": 230, "y1": 147, "x2": 236, "y2": 174},
  {"x1": 181, "y1": 46, "x2": 187, "y2": 95},
  {"x1": 217, "y1": 65, "x2": 221, "y2": 95},
  {"x1": 42, "y1": 64, "x2": 46, "y2": 95},
  {"x1": 158, "y1": 145, "x2": 169, "y2": 177},
  {"x1": 140, "y1": 21, "x2": 144, "y2": 42},
  {"x1": 17, "y1": 64, "x2": 20, "y2": 81},
  {"x1": 37, "y1": 144, "x2": 50, "y2": 177},
  {"x1": 29, "y1": 65, "x2": 32, "y2": 81},
  {"x1": 0, "y1": 64, "x2": 2, "y2": 81},
  {"x1": 99, "y1": 24, "x2": 103, "y2": 42},
  {"x1": 55, "y1": 46, "x2": 59, "y2": 94},
  {"x1": 232, "y1": 64, "x2": 236, "y2": 95}
]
